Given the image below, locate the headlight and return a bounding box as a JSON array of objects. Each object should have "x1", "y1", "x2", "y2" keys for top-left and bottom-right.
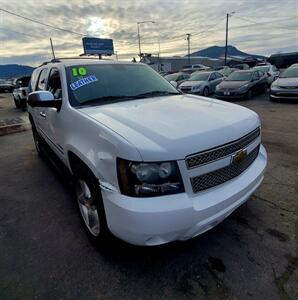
[
  {"x1": 117, "y1": 158, "x2": 185, "y2": 197},
  {"x1": 238, "y1": 84, "x2": 249, "y2": 91},
  {"x1": 194, "y1": 85, "x2": 202, "y2": 89},
  {"x1": 215, "y1": 85, "x2": 221, "y2": 91}
]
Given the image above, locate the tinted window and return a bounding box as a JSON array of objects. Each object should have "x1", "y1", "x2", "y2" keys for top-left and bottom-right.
[
  {"x1": 189, "y1": 72, "x2": 210, "y2": 81},
  {"x1": 165, "y1": 73, "x2": 180, "y2": 81},
  {"x1": 226, "y1": 71, "x2": 253, "y2": 81},
  {"x1": 280, "y1": 67, "x2": 298, "y2": 78},
  {"x1": 36, "y1": 69, "x2": 48, "y2": 91},
  {"x1": 47, "y1": 68, "x2": 62, "y2": 100},
  {"x1": 209, "y1": 73, "x2": 216, "y2": 80},
  {"x1": 252, "y1": 72, "x2": 260, "y2": 80},
  {"x1": 66, "y1": 64, "x2": 179, "y2": 107}
]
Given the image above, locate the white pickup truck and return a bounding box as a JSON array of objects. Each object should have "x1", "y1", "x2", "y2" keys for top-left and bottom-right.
[{"x1": 27, "y1": 59, "x2": 267, "y2": 246}]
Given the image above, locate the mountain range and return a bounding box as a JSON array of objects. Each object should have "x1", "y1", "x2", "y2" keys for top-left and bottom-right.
[
  {"x1": 0, "y1": 64, "x2": 34, "y2": 79},
  {"x1": 189, "y1": 45, "x2": 266, "y2": 60}
]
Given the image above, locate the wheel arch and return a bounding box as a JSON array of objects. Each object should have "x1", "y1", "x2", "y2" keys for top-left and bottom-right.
[{"x1": 68, "y1": 150, "x2": 98, "y2": 179}]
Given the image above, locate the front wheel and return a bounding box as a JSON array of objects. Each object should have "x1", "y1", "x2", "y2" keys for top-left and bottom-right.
[
  {"x1": 246, "y1": 89, "x2": 253, "y2": 100},
  {"x1": 203, "y1": 87, "x2": 209, "y2": 97},
  {"x1": 73, "y1": 166, "x2": 111, "y2": 246},
  {"x1": 14, "y1": 96, "x2": 20, "y2": 108}
]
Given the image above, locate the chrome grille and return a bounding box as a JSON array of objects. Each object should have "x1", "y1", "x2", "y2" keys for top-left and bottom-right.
[
  {"x1": 191, "y1": 145, "x2": 260, "y2": 193},
  {"x1": 186, "y1": 127, "x2": 260, "y2": 169}
]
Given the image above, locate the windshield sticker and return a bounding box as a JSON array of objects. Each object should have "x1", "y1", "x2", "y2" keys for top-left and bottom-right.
[
  {"x1": 72, "y1": 67, "x2": 87, "y2": 76},
  {"x1": 70, "y1": 75, "x2": 98, "y2": 91}
]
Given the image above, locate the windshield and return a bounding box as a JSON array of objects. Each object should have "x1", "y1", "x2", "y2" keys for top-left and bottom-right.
[
  {"x1": 254, "y1": 66, "x2": 270, "y2": 72},
  {"x1": 188, "y1": 72, "x2": 210, "y2": 81},
  {"x1": 66, "y1": 64, "x2": 180, "y2": 107},
  {"x1": 280, "y1": 68, "x2": 298, "y2": 78},
  {"x1": 226, "y1": 71, "x2": 253, "y2": 81},
  {"x1": 165, "y1": 73, "x2": 180, "y2": 81}
]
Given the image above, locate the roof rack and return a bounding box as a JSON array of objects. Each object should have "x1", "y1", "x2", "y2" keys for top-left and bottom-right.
[{"x1": 38, "y1": 56, "x2": 112, "y2": 67}]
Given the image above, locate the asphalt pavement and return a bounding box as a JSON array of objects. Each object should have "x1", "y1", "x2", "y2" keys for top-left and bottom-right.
[{"x1": 0, "y1": 92, "x2": 297, "y2": 299}]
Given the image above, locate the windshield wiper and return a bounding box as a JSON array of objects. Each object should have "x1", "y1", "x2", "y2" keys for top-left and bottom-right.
[
  {"x1": 77, "y1": 91, "x2": 180, "y2": 107},
  {"x1": 78, "y1": 95, "x2": 141, "y2": 106},
  {"x1": 134, "y1": 91, "x2": 180, "y2": 98}
]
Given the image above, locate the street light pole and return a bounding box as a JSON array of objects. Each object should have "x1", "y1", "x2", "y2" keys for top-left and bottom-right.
[
  {"x1": 224, "y1": 12, "x2": 235, "y2": 66},
  {"x1": 137, "y1": 20, "x2": 155, "y2": 62}
]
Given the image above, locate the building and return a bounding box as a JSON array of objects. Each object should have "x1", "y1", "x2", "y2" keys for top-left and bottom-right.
[
  {"x1": 268, "y1": 52, "x2": 298, "y2": 68},
  {"x1": 140, "y1": 55, "x2": 222, "y2": 73}
]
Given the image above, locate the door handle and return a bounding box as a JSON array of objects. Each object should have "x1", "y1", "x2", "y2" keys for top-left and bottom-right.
[{"x1": 40, "y1": 112, "x2": 46, "y2": 118}]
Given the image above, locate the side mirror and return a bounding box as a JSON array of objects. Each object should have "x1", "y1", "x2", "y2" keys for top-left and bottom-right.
[
  {"x1": 170, "y1": 81, "x2": 178, "y2": 88},
  {"x1": 27, "y1": 91, "x2": 62, "y2": 110}
]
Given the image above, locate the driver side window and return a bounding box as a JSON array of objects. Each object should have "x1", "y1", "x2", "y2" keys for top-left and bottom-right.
[
  {"x1": 47, "y1": 68, "x2": 62, "y2": 100},
  {"x1": 36, "y1": 68, "x2": 48, "y2": 91},
  {"x1": 209, "y1": 73, "x2": 216, "y2": 81}
]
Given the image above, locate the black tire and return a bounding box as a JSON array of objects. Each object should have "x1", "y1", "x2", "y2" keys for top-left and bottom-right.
[
  {"x1": 246, "y1": 89, "x2": 253, "y2": 100},
  {"x1": 269, "y1": 96, "x2": 276, "y2": 102},
  {"x1": 73, "y1": 165, "x2": 111, "y2": 246},
  {"x1": 31, "y1": 124, "x2": 43, "y2": 156},
  {"x1": 14, "y1": 96, "x2": 20, "y2": 108},
  {"x1": 203, "y1": 87, "x2": 209, "y2": 97}
]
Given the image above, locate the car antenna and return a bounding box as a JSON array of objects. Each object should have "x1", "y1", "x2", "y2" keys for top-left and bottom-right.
[{"x1": 50, "y1": 38, "x2": 56, "y2": 60}]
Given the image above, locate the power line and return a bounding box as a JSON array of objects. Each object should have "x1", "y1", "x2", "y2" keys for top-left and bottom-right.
[
  {"x1": 0, "y1": 8, "x2": 86, "y2": 37},
  {"x1": 233, "y1": 15, "x2": 298, "y2": 30}
]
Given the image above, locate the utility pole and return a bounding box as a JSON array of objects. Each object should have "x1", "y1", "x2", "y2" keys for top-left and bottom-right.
[
  {"x1": 137, "y1": 23, "x2": 141, "y2": 59},
  {"x1": 186, "y1": 33, "x2": 191, "y2": 65},
  {"x1": 224, "y1": 12, "x2": 235, "y2": 66}
]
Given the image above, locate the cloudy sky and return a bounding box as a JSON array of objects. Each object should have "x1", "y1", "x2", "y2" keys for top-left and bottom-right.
[{"x1": 0, "y1": 0, "x2": 297, "y2": 66}]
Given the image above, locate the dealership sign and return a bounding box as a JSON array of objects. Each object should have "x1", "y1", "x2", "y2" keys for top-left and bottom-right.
[{"x1": 82, "y1": 37, "x2": 114, "y2": 56}]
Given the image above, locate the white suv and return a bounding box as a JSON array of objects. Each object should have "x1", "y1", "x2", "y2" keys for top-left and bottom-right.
[{"x1": 27, "y1": 58, "x2": 267, "y2": 246}]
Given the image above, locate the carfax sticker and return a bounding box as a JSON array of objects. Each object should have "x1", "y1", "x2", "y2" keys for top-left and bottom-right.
[{"x1": 70, "y1": 75, "x2": 98, "y2": 91}]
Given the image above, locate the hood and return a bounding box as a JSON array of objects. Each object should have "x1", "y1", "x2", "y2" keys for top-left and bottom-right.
[
  {"x1": 79, "y1": 95, "x2": 260, "y2": 161},
  {"x1": 275, "y1": 77, "x2": 298, "y2": 87},
  {"x1": 180, "y1": 81, "x2": 205, "y2": 87},
  {"x1": 218, "y1": 80, "x2": 249, "y2": 89}
]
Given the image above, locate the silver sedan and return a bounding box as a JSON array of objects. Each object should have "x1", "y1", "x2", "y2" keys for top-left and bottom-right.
[{"x1": 179, "y1": 71, "x2": 224, "y2": 96}]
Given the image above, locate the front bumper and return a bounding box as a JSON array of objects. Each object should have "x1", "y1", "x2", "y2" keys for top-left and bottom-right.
[
  {"x1": 102, "y1": 145, "x2": 267, "y2": 246},
  {"x1": 215, "y1": 90, "x2": 247, "y2": 99},
  {"x1": 270, "y1": 88, "x2": 298, "y2": 100}
]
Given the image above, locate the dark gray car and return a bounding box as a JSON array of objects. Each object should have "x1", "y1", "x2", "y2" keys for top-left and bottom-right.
[
  {"x1": 270, "y1": 67, "x2": 298, "y2": 102},
  {"x1": 215, "y1": 70, "x2": 267, "y2": 100}
]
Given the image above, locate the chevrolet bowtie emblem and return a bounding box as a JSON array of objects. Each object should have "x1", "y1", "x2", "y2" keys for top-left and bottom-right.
[{"x1": 233, "y1": 149, "x2": 248, "y2": 164}]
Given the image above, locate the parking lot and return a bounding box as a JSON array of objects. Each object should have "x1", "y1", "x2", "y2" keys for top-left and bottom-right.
[{"x1": 0, "y1": 91, "x2": 297, "y2": 299}]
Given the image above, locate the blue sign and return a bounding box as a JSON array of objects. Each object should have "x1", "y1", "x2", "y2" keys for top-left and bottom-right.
[{"x1": 82, "y1": 37, "x2": 114, "y2": 56}]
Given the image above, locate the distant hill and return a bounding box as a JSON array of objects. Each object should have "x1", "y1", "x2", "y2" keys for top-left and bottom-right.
[
  {"x1": 0, "y1": 64, "x2": 34, "y2": 79},
  {"x1": 189, "y1": 45, "x2": 266, "y2": 60}
]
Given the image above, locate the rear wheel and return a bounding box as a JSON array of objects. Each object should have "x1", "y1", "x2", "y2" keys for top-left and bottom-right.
[{"x1": 31, "y1": 124, "x2": 43, "y2": 156}]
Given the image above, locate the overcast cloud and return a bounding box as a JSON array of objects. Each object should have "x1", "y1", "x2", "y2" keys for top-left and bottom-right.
[{"x1": 0, "y1": 0, "x2": 297, "y2": 66}]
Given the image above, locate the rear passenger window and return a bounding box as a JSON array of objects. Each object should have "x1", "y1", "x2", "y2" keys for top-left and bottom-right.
[{"x1": 36, "y1": 69, "x2": 48, "y2": 91}]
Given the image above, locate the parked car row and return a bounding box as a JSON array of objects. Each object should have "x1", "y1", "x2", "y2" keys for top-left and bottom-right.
[
  {"x1": 163, "y1": 62, "x2": 298, "y2": 102},
  {"x1": 12, "y1": 76, "x2": 31, "y2": 110}
]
